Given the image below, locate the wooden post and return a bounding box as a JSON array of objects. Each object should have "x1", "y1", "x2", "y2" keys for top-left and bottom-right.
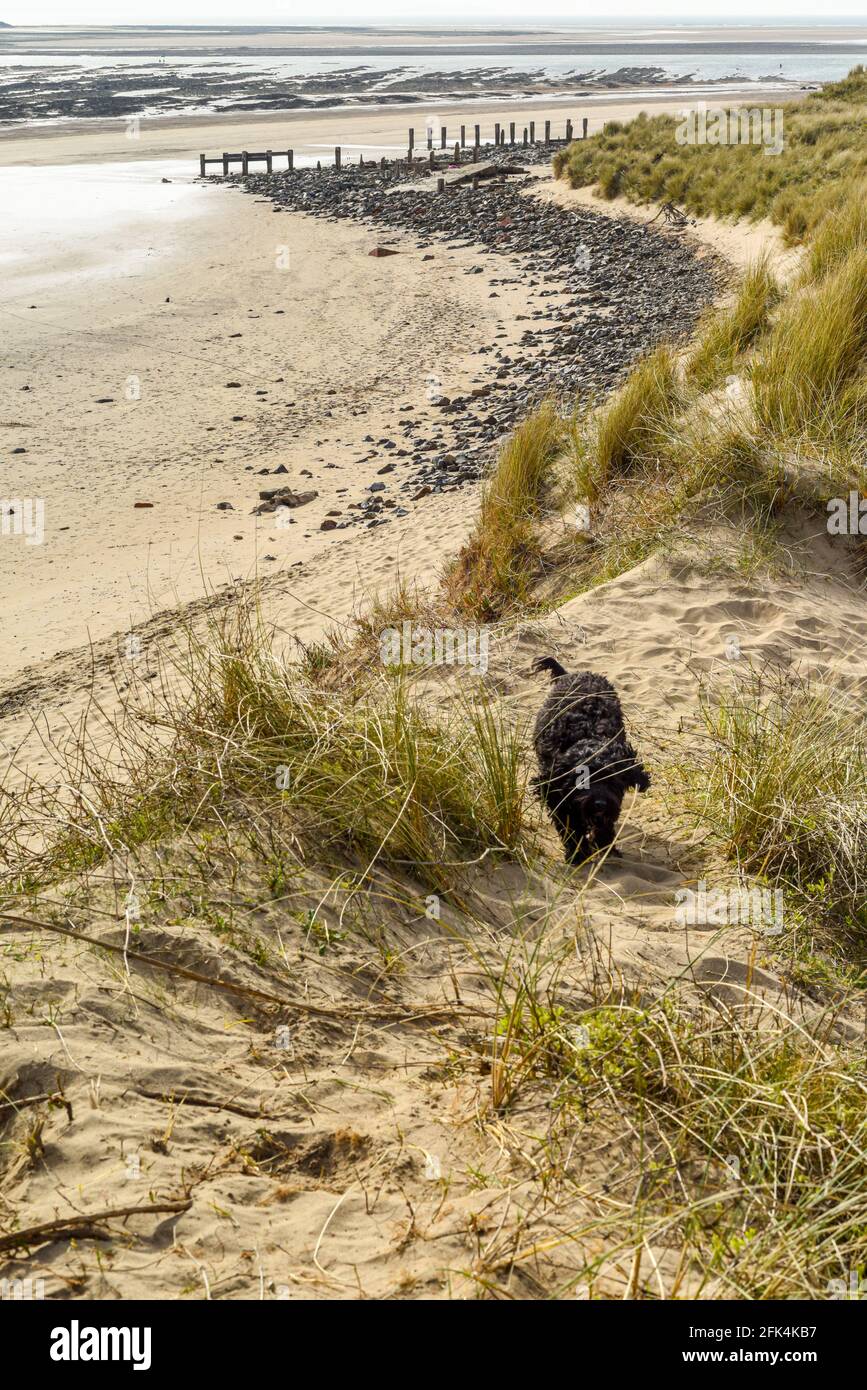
[
  {"x1": 266, "y1": 149, "x2": 273, "y2": 172},
  {"x1": 427, "y1": 130, "x2": 433, "y2": 150},
  {"x1": 460, "y1": 124, "x2": 466, "y2": 148},
  {"x1": 544, "y1": 120, "x2": 551, "y2": 143},
  {"x1": 583, "y1": 117, "x2": 589, "y2": 138},
  {"x1": 222, "y1": 152, "x2": 229, "y2": 175},
  {"x1": 335, "y1": 146, "x2": 341, "y2": 170},
  {"x1": 523, "y1": 128, "x2": 528, "y2": 147},
  {"x1": 530, "y1": 121, "x2": 535, "y2": 145},
  {"x1": 474, "y1": 123, "x2": 480, "y2": 147},
  {"x1": 509, "y1": 121, "x2": 515, "y2": 144},
  {"x1": 440, "y1": 126, "x2": 447, "y2": 149},
  {"x1": 437, "y1": 177, "x2": 445, "y2": 193},
  {"x1": 473, "y1": 143, "x2": 480, "y2": 162},
  {"x1": 454, "y1": 142, "x2": 460, "y2": 164},
  {"x1": 472, "y1": 176, "x2": 479, "y2": 190},
  {"x1": 566, "y1": 119, "x2": 573, "y2": 141},
  {"x1": 199, "y1": 153, "x2": 206, "y2": 177},
  {"x1": 409, "y1": 127, "x2": 414, "y2": 152},
  {"x1": 241, "y1": 150, "x2": 249, "y2": 174},
  {"x1": 288, "y1": 149, "x2": 294, "y2": 171},
  {"x1": 429, "y1": 150, "x2": 435, "y2": 168},
  {"x1": 494, "y1": 122, "x2": 500, "y2": 145}
]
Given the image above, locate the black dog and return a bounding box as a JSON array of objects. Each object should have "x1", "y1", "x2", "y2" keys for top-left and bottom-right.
[{"x1": 531, "y1": 655, "x2": 650, "y2": 862}]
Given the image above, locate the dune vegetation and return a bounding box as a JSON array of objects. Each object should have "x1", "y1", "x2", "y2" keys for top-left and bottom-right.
[{"x1": 552, "y1": 66, "x2": 867, "y2": 243}]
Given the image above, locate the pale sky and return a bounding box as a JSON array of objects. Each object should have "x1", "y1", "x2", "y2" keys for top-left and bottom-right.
[{"x1": 4, "y1": 3, "x2": 867, "y2": 26}]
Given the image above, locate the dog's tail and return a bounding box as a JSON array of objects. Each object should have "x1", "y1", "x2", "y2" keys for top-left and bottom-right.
[{"x1": 532, "y1": 654, "x2": 568, "y2": 680}]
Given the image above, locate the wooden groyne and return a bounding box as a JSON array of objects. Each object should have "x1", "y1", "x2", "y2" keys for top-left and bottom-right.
[{"x1": 198, "y1": 116, "x2": 589, "y2": 178}]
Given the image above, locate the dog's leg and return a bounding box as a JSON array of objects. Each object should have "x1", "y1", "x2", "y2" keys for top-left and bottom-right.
[
  {"x1": 592, "y1": 815, "x2": 621, "y2": 858},
  {"x1": 568, "y1": 836, "x2": 591, "y2": 864},
  {"x1": 548, "y1": 804, "x2": 586, "y2": 862},
  {"x1": 559, "y1": 806, "x2": 594, "y2": 865}
]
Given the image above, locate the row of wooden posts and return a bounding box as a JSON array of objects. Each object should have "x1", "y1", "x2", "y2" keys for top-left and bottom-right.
[{"x1": 199, "y1": 116, "x2": 589, "y2": 178}]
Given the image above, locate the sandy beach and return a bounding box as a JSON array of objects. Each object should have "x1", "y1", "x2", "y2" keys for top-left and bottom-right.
[
  {"x1": 1, "y1": 82, "x2": 772, "y2": 685},
  {"x1": 2, "y1": 155, "x2": 550, "y2": 675}
]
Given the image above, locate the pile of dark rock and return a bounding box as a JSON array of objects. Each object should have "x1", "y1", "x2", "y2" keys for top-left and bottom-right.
[{"x1": 235, "y1": 156, "x2": 722, "y2": 528}]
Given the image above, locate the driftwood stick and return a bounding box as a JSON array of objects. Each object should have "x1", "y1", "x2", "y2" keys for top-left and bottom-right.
[
  {"x1": 0, "y1": 1090, "x2": 72, "y2": 1120},
  {"x1": 136, "y1": 1088, "x2": 284, "y2": 1119},
  {"x1": 0, "y1": 913, "x2": 480, "y2": 1021},
  {"x1": 0, "y1": 1199, "x2": 193, "y2": 1254}
]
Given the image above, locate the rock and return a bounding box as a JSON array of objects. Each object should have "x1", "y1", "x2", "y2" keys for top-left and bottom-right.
[
  {"x1": 134, "y1": 502, "x2": 154, "y2": 508},
  {"x1": 369, "y1": 246, "x2": 400, "y2": 257},
  {"x1": 216, "y1": 501, "x2": 234, "y2": 510},
  {"x1": 255, "y1": 486, "x2": 319, "y2": 514},
  {"x1": 320, "y1": 518, "x2": 338, "y2": 531}
]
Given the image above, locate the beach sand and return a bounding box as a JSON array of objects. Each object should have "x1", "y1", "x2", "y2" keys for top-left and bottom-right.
[{"x1": 1, "y1": 159, "x2": 544, "y2": 680}]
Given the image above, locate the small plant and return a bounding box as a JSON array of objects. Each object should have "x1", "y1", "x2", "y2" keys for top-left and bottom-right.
[
  {"x1": 687, "y1": 256, "x2": 780, "y2": 391},
  {"x1": 751, "y1": 245, "x2": 867, "y2": 447},
  {"x1": 592, "y1": 344, "x2": 682, "y2": 484},
  {"x1": 445, "y1": 400, "x2": 565, "y2": 620},
  {"x1": 669, "y1": 668, "x2": 867, "y2": 934}
]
